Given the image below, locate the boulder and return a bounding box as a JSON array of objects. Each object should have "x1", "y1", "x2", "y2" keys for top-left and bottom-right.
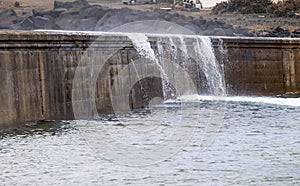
[
  {"x1": 52, "y1": 8, "x2": 68, "y2": 17},
  {"x1": 208, "y1": 28, "x2": 225, "y2": 36},
  {"x1": 204, "y1": 20, "x2": 220, "y2": 30},
  {"x1": 78, "y1": 5, "x2": 108, "y2": 20},
  {"x1": 32, "y1": 9, "x2": 54, "y2": 17},
  {"x1": 94, "y1": 11, "x2": 125, "y2": 31},
  {"x1": 72, "y1": 17, "x2": 99, "y2": 30},
  {"x1": 0, "y1": 9, "x2": 18, "y2": 28},
  {"x1": 14, "y1": 12, "x2": 31, "y2": 23},
  {"x1": 14, "y1": 1, "x2": 20, "y2": 8},
  {"x1": 0, "y1": 8, "x2": 17, "y2": 18},
  {"x1": 183, "y1": 24, "x2": 200, "y2": 34},
  {"x1": 291, "y1": 29, "x2": 300, "y2": 38},
  {"x1": 163, "y1": 13, "x2": 172, "y2": 21},
  {"x1": 94, "y1": 8, "x2": 138, "y2": 31},
  {"x1": 192, "y1": 18, "x2": 207, "y2": 29},
  {"x1": 0, "y1": 0, "x2": 253, "y2": 37},
  {"x1": 169, "y1": 16, "x2": 185, "y2": 26},
  {"x1": 32, "y1": 16, "x2": 60, "y2": 29},
  {"x1": 16, "y1": 15, "x2": 60, "y2": 30},
  {"x1": 267, "y1": 26, "x2": 291, "y2": 37},
  {"x1": 94, "y1": 11, "x2": 113, "y2": 29},
  {"x1": 54, "y1": 9, "x2": 81, "y2": 30},
  {"x1": 18, "y1": 16, "x2": 35, "y2": 30},
  {"x1": 54, "y1": 0, "x2": 89, "y2": 10},
  {"x1": 234, "y1": 26, "x2": 251, "y2": 36}
]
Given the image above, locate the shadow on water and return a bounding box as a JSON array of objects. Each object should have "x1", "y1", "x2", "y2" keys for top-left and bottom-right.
[{"x1": 0, "y1": 120, "x2": 74, "y2": 139}]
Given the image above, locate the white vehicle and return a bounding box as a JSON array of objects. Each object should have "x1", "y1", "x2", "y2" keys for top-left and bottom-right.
[{"x1": 122, "y1": 0, "x2": 156, "y2": 5}]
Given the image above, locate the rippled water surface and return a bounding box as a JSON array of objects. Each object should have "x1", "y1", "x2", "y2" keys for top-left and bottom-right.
[{"x1": 1, "y1": 97, "x2": 299, "y2": 185}]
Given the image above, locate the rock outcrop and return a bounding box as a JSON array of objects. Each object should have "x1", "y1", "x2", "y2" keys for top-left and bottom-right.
[
  {"x1": 0, "y1": 0, "x2": 298, "y2": 37},
  {"x1": 0, "y1": 0, "x2": 251, "y2": 36}
]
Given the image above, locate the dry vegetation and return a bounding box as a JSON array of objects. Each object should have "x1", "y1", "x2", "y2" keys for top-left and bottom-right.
[
  {"x1": 211, "y1": 0, "x2": 300, "y2": 17},
  {"x1": 209, "y1": 0, "x2": 300, "y2": 33},
  {"x1": 267, "y1": 0, "x2": 300, "y2": 17}
]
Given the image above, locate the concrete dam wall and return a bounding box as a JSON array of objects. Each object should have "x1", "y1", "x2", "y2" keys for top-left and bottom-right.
[{"x1": 0, "y1": 30, "x2": 299, "y2": 129}]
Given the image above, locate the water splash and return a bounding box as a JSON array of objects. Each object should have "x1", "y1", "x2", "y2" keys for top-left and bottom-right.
[
  {"x1": 127, "y1": 33, "x2": 171, "y2": 99},
  {"x1": 127, "y1": 34, "x2": 156, "y2": 61},
  {"x1": 128, "y1": 34, "x2": 226, "y2": 99},
  {"x1": 178, "y1": 94, "x2": 300, "y2": 107},
  {"x1": 178, "y1": 36, "x2": 189, "y2": 61},
  {"x1": 194, "y1": 37, "x2": 226, "y2": 96}
]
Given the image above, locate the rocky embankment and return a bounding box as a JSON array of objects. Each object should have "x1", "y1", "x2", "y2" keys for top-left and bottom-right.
[{"x1": 0, "y1": 0, "x2": 299, "y2": 37}]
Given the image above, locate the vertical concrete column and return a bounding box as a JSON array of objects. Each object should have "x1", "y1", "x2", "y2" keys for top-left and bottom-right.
[{"x1": 283, "y1": 49, "x2": 296, "y2": 92}]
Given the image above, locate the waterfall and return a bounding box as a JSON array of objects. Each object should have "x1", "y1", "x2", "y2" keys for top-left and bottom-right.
[
  {"x1": 194, "y1": 37, "x2": 226, "y2": 96},
  {"x1": 127, "y1": 34, "x2": 156, "y2": 61},
  {"x1": 127, "y1": 33, "x2": 171, "y2": 99},
  {"x1": 127, "y1": 34, "x2": 226, "y2": 99}
]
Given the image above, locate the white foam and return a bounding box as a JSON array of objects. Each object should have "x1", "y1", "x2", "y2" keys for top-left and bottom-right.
[{"x1": 177, "y1": 94, "x2": 300, "y2": 107}]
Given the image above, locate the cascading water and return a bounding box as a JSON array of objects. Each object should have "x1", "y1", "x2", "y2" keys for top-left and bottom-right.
[
  {"x1": 194, "y1": 37, "x2": 226, "y2": 96},
  {"x1": 127, "y1": 34, "x2": 156, "y2": 61},
  {"x1": 127, "y1": 33, "x2": 172, "y2": 99},
  {"x1": 127, "y1": 33, "x2": 226, "y2": 99}
]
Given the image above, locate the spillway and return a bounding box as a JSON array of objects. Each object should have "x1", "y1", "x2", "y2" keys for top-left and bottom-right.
[{"x1": 0, "y1": 30, "x2": 299, "y2": 129}]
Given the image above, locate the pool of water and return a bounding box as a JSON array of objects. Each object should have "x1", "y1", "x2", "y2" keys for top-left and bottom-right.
[{"x1": 1, "y1": 96, "x2": 299, "y2": 185}]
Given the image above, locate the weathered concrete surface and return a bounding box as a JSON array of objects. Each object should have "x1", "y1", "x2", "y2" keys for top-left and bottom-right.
[
  {"x1": 210, "y1": 37, "x2": 300, "y2": 95},
  {"x1": 0, "y1": 30, "x2": 131, "y2": 129},
  {"x1": 0, "y1": 31, "x2": 299, "y2": 129}
]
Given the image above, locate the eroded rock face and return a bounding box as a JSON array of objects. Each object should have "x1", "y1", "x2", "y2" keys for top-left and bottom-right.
[{"x1": 0, "y1": 0, "x2": 297, "y2": 37}]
